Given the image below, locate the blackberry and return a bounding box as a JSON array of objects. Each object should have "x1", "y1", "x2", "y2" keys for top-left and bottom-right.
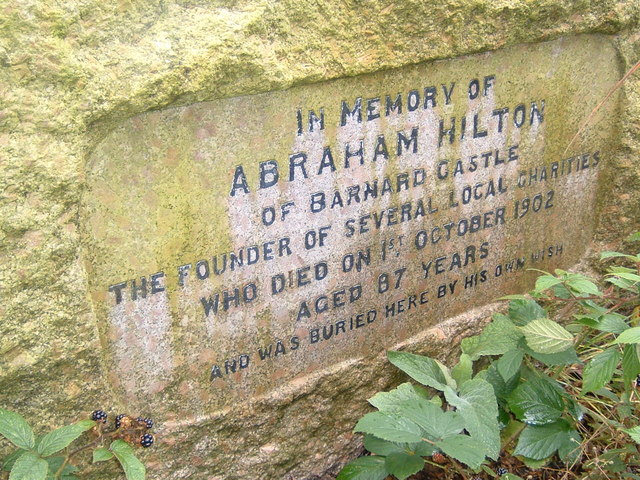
[
  {"x1": 140, "y1": 433, "x2": 154, "y2": 448},
  {"x1": 91, "y1": 410, "x2": 108, "y2": 424},
  {"x1": 496, "y1": 466, "x2": 509, "y2": 475},
  {"x1": 115, "y1": 414, "x2": 127, "y2": 429},
  {"x1": 136, "y1": 417, "x2": 154, "y2": 429}
]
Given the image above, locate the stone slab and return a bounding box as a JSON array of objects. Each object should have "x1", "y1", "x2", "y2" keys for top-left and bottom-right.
[{"x1": 84, "y1": 35, "x2": 619, "y2": 417}]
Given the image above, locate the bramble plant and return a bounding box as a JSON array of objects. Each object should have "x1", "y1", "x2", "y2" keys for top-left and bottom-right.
[
  {"x1": 338, "y1": 232, "x2": 640, "y2": 480},
  {"x1": 0, "y1": 409, "x2": 155, "y2": 480}
]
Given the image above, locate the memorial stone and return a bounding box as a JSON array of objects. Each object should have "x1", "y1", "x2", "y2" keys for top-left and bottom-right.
[
  {"x1": 1, "y1": 2, "x2": 639, "y2": 479},
  {"x1": 86, "y1": 36, "x2": 617, "y2": 412}
]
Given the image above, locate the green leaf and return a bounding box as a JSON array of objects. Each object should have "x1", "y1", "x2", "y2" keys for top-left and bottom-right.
[
  {"x1": 609, "y1": 272, "x2": 640, "y2": 283},
  {"x1": 395, "y1": 399, "x2": 464, "y2": 441},
  {"x1": 524, "y1": 345, "x2": 580, "y2": 366},
  {"x1": 557, "y1": 429, "x2": 581, "y2": 464},
  {"x1": 582, "y1": 348, "x2": 621, "y2": 394},
  {"x1": 623, "y1": 426, "x2": 640, "y2": 444},
  {"x1": 600, "y1": 251, "x2": 639, "y2": 260},
  {"x1": 37, "y1": 420, "x2": 95, "y2": 457},
  {"x1": 368, "y1": 382, "x2": 429, "y2": 412},
  {"x1": 514, "y1": 420, "x2": 577, "y2": 460},
  {"x1": 612, "y1": 327, "x2": 640, "y2": 344},
  {"x1": 520, "y1": 456, "x2": 550, "y2": 469},
  {"x1": 462, "y1": 315, "x2": 524, "y2": 360},
  {"x1": 508, "y1": 299, "x2": 545, "y2": 326},
  {"x1": 354, "y1": 412, "x2": 422, "y2": 443},
  {"x1": 521, "y1": 319, "x2": 573, "y2": 354},
  {"x1": 534, "y1": 275, "x2": 563, "y2": 292},
  {"x1": 606, "y1": 276, "x2": 638, "y2": 291},
  {"x1": 622, "y1": 344, "x2": 640, "y2": 389},
  {"x1": 565, "y1": 276, "x2": 602, "y2": 296},
  {"x1": 384, "y1": 452, "x2": 425, "y2": 480},
  {"x1": 0, "y1": 409, "x2": 34, "y2": 450},
  {"x1": 596, "y1": 314, "x2": 630, "y2": 334},
  {"x1": 110, "y1": 440, "x2": 145, "y2": 480},
  {"x1": 336, "y1": 456, "x2": 388, "y2": 480},
  {"x1": 496, "y1": 349, "x2": 524, "y2": 381},
  {"x1": 92, "y1": 447, "x2": 115, "y2": 463},
  {"x1": 451, "y1": 353, "x2": 473, "y2": 387},
  {"x1": 444, "y1": 378, "x2": 500, "y2": 459},
  {"x1": 44, "y1": 457, "x2": 78, "y2": 480},
  {"x1": 2, "y1": 449, "x2": 26, "y2": 471},
  {"x1": 628, "y1": 232, "x2": 640, "y2": 242},
  {"x1": 507, "y1": 376, "x2": 564, "y2": 425},
  {"x1": 8, "y1": 451, "x2": 48, "y2": 480},
  {"x1": 435, "y1": 435, "x2": 486, "y2": 469},
  {"x1": 479, "y1": 364, "x2": 520, "y2": 400},
  {"x1": 502, "y1": 474, "x2": 525, "y2": 480},
  {"x1": 387, "y1": 351, "x2": 456, "y2": 391}
]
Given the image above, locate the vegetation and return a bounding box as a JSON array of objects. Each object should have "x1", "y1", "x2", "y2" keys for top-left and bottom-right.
[
  {"x1": 338, "y1": 233, "x2": 640, "y2": 480},
  {"x1": 0, "y1": 409, "x2": 153, "y2": 480}
]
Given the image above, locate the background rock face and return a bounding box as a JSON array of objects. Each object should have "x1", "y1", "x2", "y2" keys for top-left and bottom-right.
[{"x1": 0, "y1": 2, "x2": 639, "y2": 479}]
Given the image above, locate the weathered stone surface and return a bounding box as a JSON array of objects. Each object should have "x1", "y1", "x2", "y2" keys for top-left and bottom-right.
[{"x1": 0, "y1": 1, "x2": 639, "y2": 479}]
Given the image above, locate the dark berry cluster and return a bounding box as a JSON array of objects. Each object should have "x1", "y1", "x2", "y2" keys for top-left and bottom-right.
[
  {"x1": 496, "y1": 466, "x2": 509, "y2": 475},
  {"x1": 140, "y1": 433, "x2": 154, "y2": 448},
  {"x1": 91, "y1": 410, "x2": 108, "y2": 424},
  {"x1": 89, "y1": 409, "x2": 156, "y2": 449},
  {"x1": 115, "y1": 414, "x2": 127, "y2": 429},
  {"x1": 136, "y1": 417, "x2": 154, "y2": 429}
]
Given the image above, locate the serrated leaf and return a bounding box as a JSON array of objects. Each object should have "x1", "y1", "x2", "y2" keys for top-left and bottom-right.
[
  {"x1": 508, "y1": 300, "x2": 545, "y2": 326},
  {"x1": 435, "y1": 435, "x2": 486, "y2": 469},
  {"x1": 557, "y1": 429, "x2": 581, "y2": 464},
  {"x1": 395, "y1": 399, "x2": 464, "y2": 441},
  {"x1": 497, "y1": 349, "x2": 524, "y2": 381},
  {"x1": 623, "y1": 426, "x2": 640, "y2": 444},
  {"x1": 110, "y1": 440, "x2": 145, "y2": 480},
  {"x1": 534, "y1": 275, "x2": 563, "y2": 292},
  {"x1": 622, "y1": 344, "x2": 640, "y2": 389},
  {"x1": 462, "y1": 315, "x2": 524, "y2": 360},
  {"x1": 524, "y1": 345, "x2": 580, "y2": 367},
  {"x1": 92, "y1": 447, "x2": 115, "y2": 463},
  {"x1": 8, "y1": 451, "x2": 47, "y2": 480},
  {"x1": 480, "y1": 364, "x2": 520, "y2": 400},
  {"x1": 384, "y1": 452, "x2": 425, "y2": 480},
  {"x1": 387, "y1": 351, "x2": 455, "y2": 391},
  {"x1": 596, "y1": 314, "x2": 630, "y2": 334},
  {"x1": 2, "y1": 449, "x2": 26, "y2": 471},
  {"x1": 521, "y1": 319, "x2": 573, "y2": 354},
  {"x1": 451, "y1": 353, "x2": 473, "y2": 387},
  {"x1": 507, "y1": 376, "x2": 564, "y2": 425},
  {"x1": 565, "y1": 277, "x2": 602, "y2": 296},
  {"x1": 336, "y1": 456, "x2": 388, "y2": 480},
  {"x1": 354, "y1": 412, "x2": 422, "y2": 443},
  {"x1": 444, "y1": 378, "x2": 500, "y2": 459},
  {"x1": 0, "y1": 409, "x2": 34, "y2": 450},
  {"x1": 609, "y1": 272, "x2": 640, "y2": 283},
  {"x1": 612, "y1": 327, "x2": 640, "y2": 344},
  {"x1": 368, "y1": 382, "x2": 429, "y2": 412},
  {"x1": 514, "y1": 421, "x2": 575, "y2": 460},
  {"x1": 37, "y1": 420, "x2": 95, "y2": 457},
  {"x1": 582, "y1": 348, "x2": 621, "y2": 394},
  {"x1": 605, "y1": 276, "x2": 637, "y2": 291}
]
